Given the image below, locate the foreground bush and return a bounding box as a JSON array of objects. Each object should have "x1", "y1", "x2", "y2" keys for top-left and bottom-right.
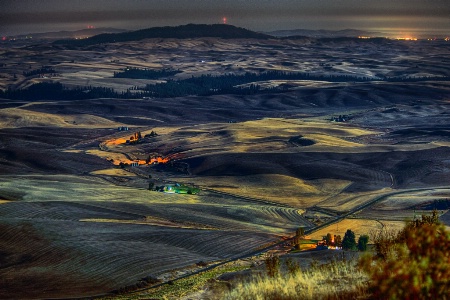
[
  {"x1": 360, "y1": 221, "x2": 450, "y2": 299},
  {"x1": 223, "y1": 260, "x2": 369, "y2": 300}
]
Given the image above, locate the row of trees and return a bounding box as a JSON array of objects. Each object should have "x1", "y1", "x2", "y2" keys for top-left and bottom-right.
[
  {"x1": 23, "y1": 66, "x2": 56, "y2": 77},
  {"x1": 292, "y1": 227, "x2": 369, "y2": 251},
  {"x1": 113, "y1": 67, "x2": 181, "y2": 79},
  {"x1": 322, "y1": 229, "x2": 369, "y2": 251},
  {"x1": 143, "y1": 71, "x2": 374, "y2": 98},
  {"x1": 2, "y1": 71, "x2": 450, "y2": 101},
  {"x1": 0, "y1": 82, "x2": 121, "y2": 101}
]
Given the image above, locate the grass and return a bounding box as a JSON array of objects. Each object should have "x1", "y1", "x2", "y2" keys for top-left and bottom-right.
[
  {"x1": 186, "y1": 174, "x2": 351, "y2": 208},
  {"x1": 107, "y1": 264, "x2": 249, "y2": 300},
  {"x1": 0, "y1": 107, "x2": 120, "y2": 129},
  {"x1": 371, "y1": 189, "x2": 450, "y2": 210},
  {"x1": 232, "y1": 118, "x2": 375, "y2": 150},
  {"x1": 80, "y1": 217, "x2": 218, "y2": 230},
  {"x1": 86, "y1": 149, "x2": 137, "y2": 165},
  {"x1": 223, "y1": 259, "x2": 369, "y2": 300},
  {"x1": 316, "y1": 188, "x2": 394, "y2": 212},
  {"x1": 307, "y1": 218, "x2": 405, "y2": 241},
  {"x1": 0, "y1": 175, "x2": 200, "y2": 204},
  {"x1": 91, "y1": 168, "x2": 137, "y2": 177}
]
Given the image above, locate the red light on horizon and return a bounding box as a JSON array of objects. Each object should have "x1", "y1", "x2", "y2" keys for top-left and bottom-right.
[
  {"x1": 223, "y1": 17, "x2": 227, "y2": 24},
  {"x1": 87, "y1": 25, "x2": 95, "y2": 29},
  {"x1": 2, "y1": 36, "x2": 6, "y2": 41}
]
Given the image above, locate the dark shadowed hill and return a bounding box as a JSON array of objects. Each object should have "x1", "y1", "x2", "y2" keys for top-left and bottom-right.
[{"x1": 54, "y1": 24, "x2": 272, "y2": 46}]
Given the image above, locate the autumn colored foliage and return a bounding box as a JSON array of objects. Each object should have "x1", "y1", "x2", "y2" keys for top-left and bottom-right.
[{"x1": 360, "y1": 211, "x2": 450, "y2": 299}]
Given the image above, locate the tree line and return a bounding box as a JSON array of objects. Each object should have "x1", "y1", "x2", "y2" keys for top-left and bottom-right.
[
  {"x1": 0, "y1": 82, "x2": 121, "y2": 101},
  {"x1": 1, "y1": 71, "x2": 450, "y2": 101},
  {"x1": 113, "y1": 67, "x2": 181, "y2": 79},
  {"x1": 23, "y1": 67, "x2": 56, "y2": 77},
  {"x1": 143, "y1": 71, "x2": 373, "y2": 98}
]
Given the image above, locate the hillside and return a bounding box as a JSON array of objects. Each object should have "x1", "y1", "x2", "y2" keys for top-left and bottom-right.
[
  {"x1": 13, "y1": 27, "x2": 126, "y2": 40},
  {"x1": 54, "y1": 24, "x2": 271, "y2": 46}
]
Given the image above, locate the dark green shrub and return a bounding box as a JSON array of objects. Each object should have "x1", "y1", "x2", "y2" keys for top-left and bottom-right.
[{"x1": 357, "y1": 235, "x2": 369, "y2": 252}]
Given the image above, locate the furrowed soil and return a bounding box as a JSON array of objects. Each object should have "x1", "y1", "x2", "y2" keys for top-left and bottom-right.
[{"x1": 1, "y1": 36, "x2": 450, "y2": 298}]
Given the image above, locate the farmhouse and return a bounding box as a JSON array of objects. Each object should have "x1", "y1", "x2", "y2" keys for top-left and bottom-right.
[{"x1": 163, "y1": 183, "x2": 199, "y2": 194}]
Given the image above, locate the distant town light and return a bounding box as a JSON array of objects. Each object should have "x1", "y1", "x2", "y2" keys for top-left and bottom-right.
[{"x1": 396, "y1": 37, "x2": 418, "y2": 41}]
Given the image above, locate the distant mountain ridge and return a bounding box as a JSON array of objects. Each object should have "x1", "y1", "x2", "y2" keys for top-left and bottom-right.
[
  {"x1": 13, "y1": 28, "x2": 126, "y2": 40},
  {"x1": 54, "y1": 24, "x2": 271, "y2": 46},
  {"x1": 265, "y1": 28, "x2": 381, "y2": 38}
]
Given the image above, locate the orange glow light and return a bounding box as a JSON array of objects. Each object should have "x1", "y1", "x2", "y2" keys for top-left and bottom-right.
[
  {"x1": 105, "y1": 138, "x2": 128, "y2": 146},
  {"x1": 395, "y1": 37, "x2": 418, "y2": 41},
  {"x1": 111, "y1": 156, "x2": 169, "y2": 166}
]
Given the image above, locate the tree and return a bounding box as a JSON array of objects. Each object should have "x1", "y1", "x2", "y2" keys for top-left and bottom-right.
[
  {"x1": 342, "y1": 229, "x2": 357, "y2": 250},
  {"x1": 294, "y1": 227, "x2": 304, "y2": 249},
  {"x1": 325, "y1": 233, "x2": 333, "y2": 246},
  {"x1": 335, "y1": 235, "x2": 342, "y2": 248},
  {"x1": 357, "y1": 235, "x2": 369, "y2": 251}
]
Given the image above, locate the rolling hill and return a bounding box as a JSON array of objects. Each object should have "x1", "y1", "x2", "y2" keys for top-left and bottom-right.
[{"x1": 54, "y1": 24, "x2": 272, "y2": 46}]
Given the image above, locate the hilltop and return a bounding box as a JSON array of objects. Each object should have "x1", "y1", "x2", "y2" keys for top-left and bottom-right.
[{"x1": 54, "y1": 24, "x2": 272, "y2": 46}]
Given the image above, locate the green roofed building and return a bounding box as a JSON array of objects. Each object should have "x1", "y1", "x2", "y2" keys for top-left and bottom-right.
[{"x1": 163, "y1": 184, "x2": 199, "y2": 195}]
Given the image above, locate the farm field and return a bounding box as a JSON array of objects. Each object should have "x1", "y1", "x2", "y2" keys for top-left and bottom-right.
[
  {"x1": 307, "y1": 218, "x2": 406, "y2": 240},
  {"x1": 0, "y1": 33, "x2": 450, "y2": 298}
]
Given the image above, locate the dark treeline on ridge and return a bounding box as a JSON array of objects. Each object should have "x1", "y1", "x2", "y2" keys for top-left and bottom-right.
[
  {"x1": 54, "y1": 24, "x2": 271, "y2": 47},
  {"x1": 0, "y1": 82, "x2": 120, "y2": 101},
  {"x1": 144, "y1": 71, "x2": 373, "y2": 98},
  {"x1": 113, "y1": 68, "x2": 181, "y2": 79},
  {"x1": 1, "y1": 71, "x2": 449, "y2": 101},
  {"x1": 23, "y1": 67, "x2": 56, "y2": 77}
]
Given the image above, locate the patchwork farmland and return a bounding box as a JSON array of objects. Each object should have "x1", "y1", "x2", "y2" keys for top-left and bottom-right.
[{"x1": 1, "y1": 31, "x2": 450, "y2": 299}]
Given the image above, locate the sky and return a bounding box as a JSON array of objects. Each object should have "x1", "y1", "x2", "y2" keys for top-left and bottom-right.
[{"x1": 0, "y1": 0, "x2": 449, "y2": 36}]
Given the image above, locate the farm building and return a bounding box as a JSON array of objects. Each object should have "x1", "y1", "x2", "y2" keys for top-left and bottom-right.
[{"x1": 163, "y1": 184, "x2": 199, "y2": 194}]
